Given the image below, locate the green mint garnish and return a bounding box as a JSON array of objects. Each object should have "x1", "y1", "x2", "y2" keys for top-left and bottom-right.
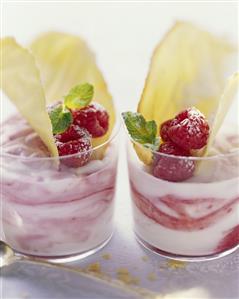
[
  {"x1": 64, "y1": 83, "x2": 94, "y2": 109},
  {"x1": 122, "y1": 112, "x2": 160, "y2": 151},
  {"x1": 49, "y1": 83, "x2": 94, "y2": 135},
  {"x1": 49, "y1": 105, "x2": 73, "y2": 135}
]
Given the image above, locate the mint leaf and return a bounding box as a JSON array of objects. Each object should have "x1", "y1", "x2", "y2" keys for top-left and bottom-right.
[
  {"x1": 49, "y1": 105, "x2": 73, "y2": 134},
  {"x1": 145, "y1": 120, "x2": 157, "y2": 140},
  {"x1": 64, "y1": 83, "x2": 94, "y2": 109},
  {"x1": 122, "y1": 112, "x2": 159, "y2": 150},
  {"x1": 144, "y1": 137, "x2": 160, "y2": 151}
]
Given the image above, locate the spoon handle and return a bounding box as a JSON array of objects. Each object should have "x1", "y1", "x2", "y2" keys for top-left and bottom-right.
[{"x1": 18, "y1": 256, "x2": 158, "y2": 299}]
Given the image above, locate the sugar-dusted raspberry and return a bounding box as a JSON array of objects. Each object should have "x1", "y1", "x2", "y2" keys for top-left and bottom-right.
[
  {"x1": 153, "y1": 142, "x2": 195, "y2": 182},
  {"x1": 72, "y1": 103, "x2": 109, "y2": 138},
  {"x1": 160, "y1": 118, "x2": 179, "y2": 142},
  {"x1": 158, "y1": 142, "x2": 190, "y2": 156},
  {"x1": 55, "y1": 124, "x2": 90, "y2": 143},
  {"x1": 57, "y1": 136, "x2": 92, "y2": 168},
  {"x1": 168, "y1": 107, "x2": 209, "y2": 150}
]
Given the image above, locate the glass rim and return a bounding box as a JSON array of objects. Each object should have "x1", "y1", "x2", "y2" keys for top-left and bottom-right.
[
  {"x1": 125, "y1": 130, "x2": 239, "y2": 161},
  {"x1": 1, "y1": 119, "x2": 121, "y2": 162}
]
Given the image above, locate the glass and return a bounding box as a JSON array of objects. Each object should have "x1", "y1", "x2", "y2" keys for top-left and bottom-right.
[
  {"x1": 0, "y1": 114, "x2": 120, "y2": 262},
  {"x1": 127, "y1": 134, "x2": 239, "y2": 261}
]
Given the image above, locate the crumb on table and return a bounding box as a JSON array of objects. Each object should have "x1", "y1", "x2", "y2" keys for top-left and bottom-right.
[
  {"x1": 86, "y1": 262, "x2": 101, "y2": 273},
  {"x1": 116, "y1": 267, "x2": 140, "y2": 285},
  {"x1": 147, "y1": 272, "x2": 157, "y2": 281},
  {"x1": 141, "y1": 256, "x2": 149, "y2": 262},
  {"x1": 166, "y1": 260, "x2": 187, "y2": 269},
  {"x1": 102, "y1": 253, "x2": 112, "y2": 260},
  {"x1": 19, "y1": 292, "x2": 30, "y2": 299}
]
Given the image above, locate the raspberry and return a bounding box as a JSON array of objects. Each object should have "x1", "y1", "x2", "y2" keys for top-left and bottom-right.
[
  {"x1": 57, "y1": 136, "x2": 92, "y2": 168},
  {"x1": 72, "y1": 103, "x2": 109, "y2": 138},
  {"x1": 160, "y1": 118, "x2": 179, "y2": 142},
  {"x1": 153, "y1": 142, "x2": 195, "y2": 182},
  {"x1": 168, "y1": 107, "x2": 209, "y2": 150},
  {"x1": 55, "y1": 124, "x2": 90, "y2": 143}
]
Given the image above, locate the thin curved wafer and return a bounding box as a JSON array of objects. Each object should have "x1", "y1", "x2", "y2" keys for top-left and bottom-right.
[
  {"x1": 0, "y1": 37, "x2": 58, "y2": 157},
  {"x1": 136, "y1": 21, "x2": 236, "y2": 164},
  {"x1": 204, "y1": 72, "x2": 239, "y2": 155},
  {"x1": 30, "y1": 32, "x2": 115, "y2": 152}
]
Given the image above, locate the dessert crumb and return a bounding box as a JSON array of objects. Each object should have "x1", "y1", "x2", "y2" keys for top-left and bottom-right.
[
  {"x1": 86, "y1": 262, "x2": 101, "y2": 273},
  {"x1": 102, "y1": 253, "x2": 111, "y2": 260},
  {"x1": 147, "y1": 272, "x2": 157, "y2": 281},
  {"x1": 141, "y1": 255, "x2": 149, "y2": 262},
  {"x1": 158, "y1": 265, "x2": 167, "y2": 270},
  {"x1": 166, "y1": 260, "x2": 187, "y2": 269},
  {"x1": 116, "y1": 268, "x2": 140, "y2": 285},
  {"x1": 19, "y1": 292, "x2": 30, "y2": 299}
]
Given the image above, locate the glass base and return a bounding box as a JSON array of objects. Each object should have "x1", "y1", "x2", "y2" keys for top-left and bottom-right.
[
  {"x1": 15, "y1": 234, "x2": 113, "y2": 264},
  {"x1": 135, "y1": 233, "x2": 239, "y2": 262}
]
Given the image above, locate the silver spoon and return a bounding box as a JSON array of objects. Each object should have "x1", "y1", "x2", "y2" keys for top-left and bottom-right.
[{"x1": 0, "y1": 240, "x2": 160, "y2": 299}]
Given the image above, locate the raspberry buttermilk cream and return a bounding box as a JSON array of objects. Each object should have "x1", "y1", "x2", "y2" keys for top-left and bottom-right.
[
  {"x1": 123, "y1": 22, "x2": 239, "y2": 260},
  {"x1": 1, "y1": 33, "x2": 118, "y2": 260},
  {"x1": 128, "y1": 136, "x2": 239, "y2": 258},
  {"x1": 1, "y1": 115, "x2": 118, "y2": 258}
]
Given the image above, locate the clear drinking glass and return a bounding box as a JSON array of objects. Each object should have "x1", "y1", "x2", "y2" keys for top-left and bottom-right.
[
  {"x1": 0, "y1": 114, "x2": 120, "y2": 262},
  {"x1": 127, "y1": 133, "x2": 239, "y2": 261}
]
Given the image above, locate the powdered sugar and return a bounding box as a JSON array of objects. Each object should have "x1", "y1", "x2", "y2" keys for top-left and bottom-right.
[{"x1": 168, "y1": 107, "x2": 210, "y2": 150}]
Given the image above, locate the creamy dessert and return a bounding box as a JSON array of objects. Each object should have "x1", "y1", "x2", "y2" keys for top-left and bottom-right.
[
  {"x1": 128, "y1": 137, "x2": 239, "y2": 257},
  {"x1": 1, "y1": 115, "x2": 118, "y2": 257},
  {"x1": 0, "y1": 33, "x2": 118, "y2": 259},
  {"x1": 123, "y1": 22, "x2": 239, "y2": 259}
]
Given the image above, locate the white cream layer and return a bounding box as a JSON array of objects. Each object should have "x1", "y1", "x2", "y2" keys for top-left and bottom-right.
[
  {"x1": 133, "y1": 204, "x2": 239, "y2": 255},
  {"x1": 128, "y1": 140, "x2": 239, "y2": 256}
]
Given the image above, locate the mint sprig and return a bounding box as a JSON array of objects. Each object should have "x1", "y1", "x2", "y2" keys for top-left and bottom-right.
[
  {"x1": 122, "y1": 112, "x2": 160, "y2": 151},
  {"x1": 49, "y1": 105, "x2": 73, "y2": 135},
  {"x1": 64, "y1": 83, "x2": 94, "y2": 109},
  {"x1": 49, "y1": 83, "x2": 93, "y2": 135}
]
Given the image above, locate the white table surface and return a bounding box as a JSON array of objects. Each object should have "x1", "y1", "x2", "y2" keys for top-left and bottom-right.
[{"x1": 1, "y1": 2, "x2": 239, "y2": 299}]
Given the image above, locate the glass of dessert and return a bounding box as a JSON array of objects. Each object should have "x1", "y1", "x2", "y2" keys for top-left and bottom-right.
[
  {"x1": 1, "y1": 33, "x2": 119, "y2": 261},
  {"x1": 123, "y1": 22, "x2": 239, "y2": 261}
]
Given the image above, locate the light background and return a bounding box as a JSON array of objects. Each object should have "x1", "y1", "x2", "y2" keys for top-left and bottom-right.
[
  {"x1": 1, "y1": 2, "x2": 239, "y2": 299},
  {"x1": 2, "y1": 1, "x2": 239, "y2": 113}
]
